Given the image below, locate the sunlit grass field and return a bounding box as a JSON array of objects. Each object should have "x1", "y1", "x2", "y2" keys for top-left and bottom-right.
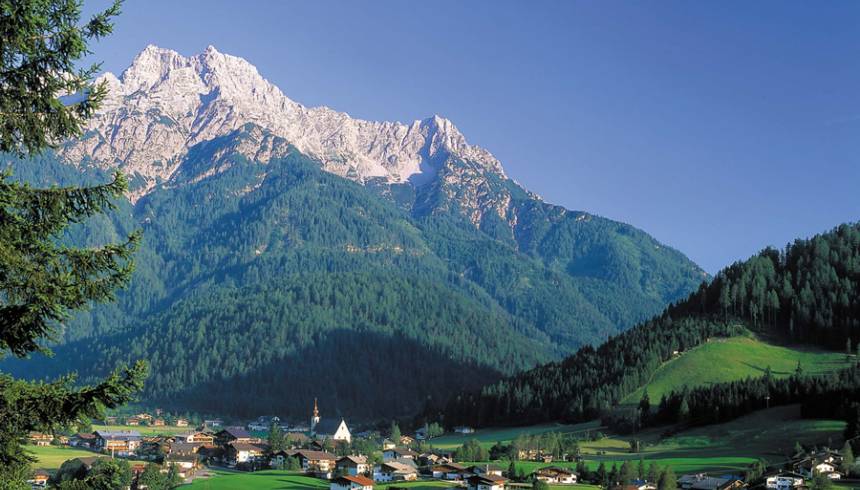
[
  {"x1": 91, "y1": 424, "x2": 191, "y2": 436},
  {"x1": 621, "y1": 336, "x2": 849, "y2": 405}
]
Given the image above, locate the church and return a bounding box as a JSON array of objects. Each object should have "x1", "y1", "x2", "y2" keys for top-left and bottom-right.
[{"x1": 310, "y1": 398, "x2": 351, "y2": 443}]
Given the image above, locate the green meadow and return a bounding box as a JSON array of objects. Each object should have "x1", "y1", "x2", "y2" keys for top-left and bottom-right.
[
  {"x1": 27, "y1": 445, "x2": 102, "y2": 470},
  {"x1": 428, "y1": 420, "x2": 603, "y2": 450},
  {"x1": 621, "y1": 335, "x2": 849, "y2": 405},
  {"x1": 462, "y1": 404, "x2": 844, "y2": 475},
  {"x1": 182, "y1": 470, "x2": 460, "y2": 489},
  {"x1": 91, "y1": 424, "x2": 191, "y2": 436}
]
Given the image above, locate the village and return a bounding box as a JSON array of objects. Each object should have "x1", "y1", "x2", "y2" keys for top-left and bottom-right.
[{"x1": 24, "y1": 399, "x2": 854, "y2": 490}]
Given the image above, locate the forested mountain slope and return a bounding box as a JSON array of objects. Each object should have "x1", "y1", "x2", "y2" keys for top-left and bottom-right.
[
  {"x1": 2, "y1": 45, "x2": 707, "y2": 420},
  {"x1": 440, "y1": 223, "x2": 860, "y2": 427},
  {"x1": 3, "y1": 126, "x2": 704, "y2": 419}
]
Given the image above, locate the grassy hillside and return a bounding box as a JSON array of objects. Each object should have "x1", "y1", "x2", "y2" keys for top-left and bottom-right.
[{"x1": 621, "y1": 335, "x2": 851, "y2": 405}]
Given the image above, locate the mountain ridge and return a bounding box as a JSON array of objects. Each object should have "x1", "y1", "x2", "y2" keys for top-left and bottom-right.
[{"x1": 63, "y1": 45, "x2": 505, "y2": 200}]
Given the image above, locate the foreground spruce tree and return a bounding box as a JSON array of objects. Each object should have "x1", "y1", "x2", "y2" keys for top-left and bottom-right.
[{"x1": 0, "y1": 0, "x2": 147, "y2": 486}]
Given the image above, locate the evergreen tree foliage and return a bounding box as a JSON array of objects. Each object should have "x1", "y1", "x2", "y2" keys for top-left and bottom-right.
[
  {"x1": 658, "y1": 466, "x2": 677, "y2": 490},
  {"x1": 443, "y1": 223, "x2": 860, "y2": 427},
  {"x1": 0, "y1": 1, "x2": 147, "y2": 485}
]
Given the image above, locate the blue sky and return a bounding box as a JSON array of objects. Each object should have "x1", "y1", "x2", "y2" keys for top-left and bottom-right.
[{"x1": 84, "y1": 0, "x2": 860, "y2": 274}]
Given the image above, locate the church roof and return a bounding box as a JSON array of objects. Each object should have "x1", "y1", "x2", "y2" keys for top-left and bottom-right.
[{"x1": 314, "y1": 418, "x2": 346, "y2": 436}]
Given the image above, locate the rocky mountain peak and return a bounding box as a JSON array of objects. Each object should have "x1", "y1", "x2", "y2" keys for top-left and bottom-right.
[{"x1": 62, "y1": 45, "x2": 504, "y2": 200}]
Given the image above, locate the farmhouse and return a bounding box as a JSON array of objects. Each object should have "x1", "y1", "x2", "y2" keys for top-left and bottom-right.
[
  {"x1": 226, "y1": 442, "x2": 266, "y2": 466},
  {"x1": 431, "y1": 463, "x2": 467, "y2": 480},
  {"x1": 164, "y1": 454, "x2": 199, "y2": 478},
  {"x1": 331, "y1": 475, "x2": 375, "y2": 490},
  {"x1": 382, "y1": 447, "x2": 417, "y2": 461},
  {"x1": 533, "y1": 466, "x2": 577, "y2": 484},
  {"x1": 69, "y1": 432, "x2": 97, "y2": 449},
  {"x1": 169, "y1": 441, "x2": 203, "y2": 456},
  {"x1": 174, "y1": 431, "x2": 215, "y2": 445},
  {"x1": 27, "y1": 468, "x2": 49, "y2": 488},
  {"x1": 93, "y1": 430, "x2": 142, "y2": 456},
  {"x1": 374, "y1": 461, "x2": 418, "y2": 482},
  {"x1": 678, "y1": 474, "x2": 745, "y2": 490},
  {"x1": 295, "y1": 450, "x2": 338, "y2": 478},
  {"x1": 175, "y1": 418, "x2": 189, "y2": 427},
  {"x1": 467, "y1": 474, "x2": 508, "y2": 490},
  {"x1": 215, "y1": 427, "x2": 253, "y2": 446},
  {"x1": 467, "y1": 464, "x2": 505, "y2": 477},
  {"x1": 766, "y1": 473, "x2": 805, "y2": 490},
  {"x1": 28, "y1": 432, "x2": 53, "y2": 447},
  {"x1": 337, "y1": 455, "x2": 370, "y2": 476}
]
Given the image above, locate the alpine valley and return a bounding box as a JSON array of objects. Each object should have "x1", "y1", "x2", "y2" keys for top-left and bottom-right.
[{"x1": 4, "y1": 46, "x2": 707, "y2": 420}]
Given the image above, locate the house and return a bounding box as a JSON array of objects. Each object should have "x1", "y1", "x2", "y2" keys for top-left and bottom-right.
[
  {"x1": 169, "y1": 441, "x2": 203, "y2": 456},
  {"x1": 28, "y1": 432, "x2": 53, "y2": 447},
  {"x1": 152, "y1": 418, "x2": 166, "y2": 427},
  {"x1": 678, "y1": 474, "x2": 745, "y2": 490},
  {"x1": 27, "y1": 468, "x2": 50, "y2": 488},
  {"x1": 226, "y1": 442, "x2": 266, "y2": 466},
  {"x1": 625, "y1": 479, "x2": 658, "y2": 490},
  {"x1": 418, "y1": 450, "x2": 453, "y2": 466},
  {"x1": 175, "y1": 418, "x2": 189, "y2": 427},
  {"x1": 766, "y1": 473, "x2": 805, "y2": 490},
  {"x1": 453, "y1": 426, "x2": 475, "y2": 434},
  {"x1": 467, "y1": 464, "x2": 504, "y2": 477},
  {"x1": 126, "y1": 416, "x2": 142, "y2": 426},
  {"x1": 793, "y1": 457, "x2": 842, "y2": 479},
  {"x1": 164, "y1": 454, "x2": 199, "y2": 478},
  {"x1": 174, "y1": 431, "x2": 215, "y2": 445},
  {"x1": 69, "y1": 432, "x2": 97, "y2": 449},
  {"x1": 431, "y1": 463, "x2": 467, "y2": 480},
  {"x1": 331, "y1": 475, "x2": 374, "y2": 490},
  {"x1": 202, "y1": 419, "x2": 222, "y2": 429},
  {"x1": 137, "y1": 439, "x2": 170, "y2": 460},
  {"x1": 400, "y1": 435, "x2": 415, "y2": 446},
  {"x1": 270, "y1": 449, "x2": 297, "y2": 468},
  {"x1": 93, "y1": 430, "x2": 142, "y2": 456},
  {"x1": 381, "y1": 439, "x2": 396, "y2": 450},
  {"x1": 533, "y1": 466, "x2": 577, "y2": 484},
  {"x1": 467, "y1": 474, "x2": 508, "y2": 490},
  {"x1": 216, "y1": 427, "x2": 253, "y2": 446},
  {"x1": 374, "y1": 461, "x2": 418, "y2": 482},
  {"x1": 382, "y1": 447, "x2": 417, "y2": 461},
  {"x1": 691, "y1": 478, "x2": 745, "y2": 490},
  {"x1": 295, "y1": 450, "x2": 338, "y2": 478},
  {"x1": 337, "y1": 455, "x2": 370, "y2": 476}
]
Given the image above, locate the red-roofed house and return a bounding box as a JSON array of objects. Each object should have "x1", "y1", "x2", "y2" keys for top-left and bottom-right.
[{"x1": 331, "y1": 475, "x2": 374, "y2": 490}]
